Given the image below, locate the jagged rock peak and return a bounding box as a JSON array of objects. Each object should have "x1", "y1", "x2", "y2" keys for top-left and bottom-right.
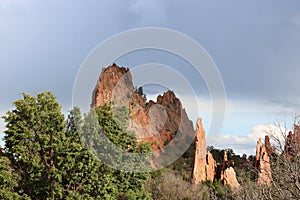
[
  {"x1": 91, "y1": 64, "x2": 134, "y2": 108},
  {"x1": 91, "y1": 64, "x2": 195, "y2": 154},
  {"x1": 255, "y1": 137, "x2": 272, "y2": 186},
  {"x1": 157, "y1": 90, "x2": 179, "y2": 104},
  {"x1": 264, "y1": 135, "x2": 272, "y2": 156},
  {"x1": 192, "y1": 118, "x2": 207, "y2": 184},
  {"x1": 284, "y1": 124, "x2": 300, "y2": 158},
  {"x1": 192, "y1": 118, "x2": 216, "y2": 183}
]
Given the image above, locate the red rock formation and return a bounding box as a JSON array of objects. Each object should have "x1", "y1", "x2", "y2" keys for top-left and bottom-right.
[
  {"x1": 223, "y1": 150, "x2": 228, "y2": 162},
  {"x1": 255, "y1": 138, "x2": 272, "y2": 186},
  {"x1": 215, "y1": 151, "x2": 240, "y2": 189},
  {"x1": 206, "y1": 152, "x2": 216, "y2": 182},
  {"x1": 284, "y1": 125, "x2": 300, "y2": 158},
  {"x1": 264, "y1": 135, "x2": 273, "y2": 156},
  {"x1": 92, "y1": 63, "x2": 134, "y2": 108},
  {"x1": 91, "y1": 64, "x2": 195, "y2": 152},
  {"x1": 223, "y1": 167, "x2": 240, "y2": 190},
  {"x1": 192, "y1": 118, "x2": 207, "y2": 183},
  {"x1": 192, "y1": 118, "x2": 216, "y2": 183}
]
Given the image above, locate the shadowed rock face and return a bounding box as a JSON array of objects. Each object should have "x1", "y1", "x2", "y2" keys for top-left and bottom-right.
[
  {"x1": 284, "y1": 125, "x2": 300, "y2": 158},
  {"x1": 265, "y1": 135, "x2": 273, "y2": 156},
  {"x1": 256, "y1": 138, "x2": 272, "y2": 186},
  {"x1": 191, "y1": 118, "x2": 216, "y2": 184},
  {"x1": 91, "y1": 64, "x2": 195, "y2": 152}
]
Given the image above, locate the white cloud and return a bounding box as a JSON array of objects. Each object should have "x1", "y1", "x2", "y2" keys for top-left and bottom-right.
[{"x1": 210, "y1": 124, "x2": 289, "y2": 156}]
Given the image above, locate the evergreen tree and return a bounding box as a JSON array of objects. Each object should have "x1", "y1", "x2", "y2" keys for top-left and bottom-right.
[
  {"x1": 94, "y1": 104, "x2": 152, "y2": 199},
  {"x1": 3, "y1": 92, "x2": 66, "y2": 199},
  {"x1": 2, "y1": 92, "x2": 153, "y2": 199},
  {"x1": 0, "y1": 151, "x2": 30, "y2": 199}
]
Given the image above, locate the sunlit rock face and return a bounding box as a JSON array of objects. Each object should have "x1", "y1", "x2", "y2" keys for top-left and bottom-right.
[
  {"x1": 191, "y1": 118, "x2": 216, "y2": 184},
  {"x1": 191, "y1": 118, "x2": 207, "y2": 183},
  {"x1": 92, "y1": 63, "x2": 134, "y2": 108},
  {"x1": 206, "y1": 152, "x2": 216, "y2": 182},
  {"x1": 215, "y1": 151, "x2": 240, "y2": 190},
  {"x1": 91, "y1": 64, "x2": 194, "y2": 152},
  {"x1": 255, "y1": 138, "x2": 272, "y2": 186},
  {"x1": 223, "y1": 167, "x2": 240, "y2": 190}
]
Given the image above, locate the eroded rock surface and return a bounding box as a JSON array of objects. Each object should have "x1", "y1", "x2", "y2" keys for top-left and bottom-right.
[
  {"x1": 284, "y1": 125, "x2": 300, "y2": 158},
  {"x1": 91, "y1": 64, "x2": 195, "y2": 152},
  {"x1": 192, "y1": 118, "x2": 216, "y2": 183},
  {"x1": 256, "y1": 137, "x2": 272, "y2": 186},
  {"x1": 206, "y1": 152, "x2": 216, "y2": 182},
  {"x1": 223, "y1": 167, "x2": 240, "y2": 190},
  {"x1": 217, "y1": 151, "x2": 240, "y2": 189}
]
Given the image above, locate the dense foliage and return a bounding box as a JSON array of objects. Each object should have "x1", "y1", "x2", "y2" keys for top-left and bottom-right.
[{"x1": 0, "y1": 92, "x2": 151, "y2": 199}]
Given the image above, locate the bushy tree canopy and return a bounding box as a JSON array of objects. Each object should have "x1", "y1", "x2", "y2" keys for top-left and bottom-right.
[{"x1": 1, "y1": 92, "x2": 152, "y2": 199}]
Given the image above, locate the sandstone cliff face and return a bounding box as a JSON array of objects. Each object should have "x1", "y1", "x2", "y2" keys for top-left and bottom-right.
[
  {"x1": 192, "y1": 118, "x2": 207, "y2": 183},
  {"x1": 92, "y1": 63, "x2": 134, "y2": 108},
  {"x1": 256, "y1": 137, "x2": 272, "y2": 186},
  {"x1": 206, "y1": 152, "x2": 216, "y2": 182},
  {"x1": 92, "y1": 64, "x2": 194, "y2": 152},
  {"x1": 191, "y1": 118, "x2": 216, "y2": 183}
]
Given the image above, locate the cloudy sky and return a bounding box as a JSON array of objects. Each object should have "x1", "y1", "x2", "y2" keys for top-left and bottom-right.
[{"x1": 1, "y1": 0, "x2": 300, "y2": 155}]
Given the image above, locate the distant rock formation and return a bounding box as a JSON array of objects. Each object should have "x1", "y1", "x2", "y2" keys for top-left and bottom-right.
[
  {"x1": 284, "y1": 125, "x2": 300, "y2": 159},
  {"x1": 191, "y1": 119, "x2": 240, "y2": 189},
  {"x1": 206, "y1": 152, "x2": 216, "y2": 181},
  {"x1": 264, "y1": 135, "x2": 273, "y2": 156},
  {"x1": 192, "y1": 118, "x2": 208, "y2": 183},
  {"x1": 223, "y1": 166, "x2": 240, "y2": 190},
  {"x1": 191, "y1": 118, "x2": 216, "y2": 183},
  {"x1": 217, "y1": 151, "x2": 240, "y2": 190},
  {"x1": 255, "y1": 137, "x2": 272, "y2": 186},
  {"x1": 91, "y1": 64, "x2": 195, "y2": 152}
]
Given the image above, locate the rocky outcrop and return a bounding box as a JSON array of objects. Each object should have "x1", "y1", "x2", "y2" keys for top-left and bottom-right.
[
  {"x1": 206, "y1": 152, "x2": 216, "y2": 181},
  {"x1": 284, "y1": 125, "x2": 300, "y2": 158},
  {"x1": 265, "y1": 135, "x2": 273, "y2": 156},
  {"x1": 92, "y1": 63, "x2": 134, "y2": 108},
  {"x1": 191, "y1": 118, "x2": 216, "y2": 183},
  {"x1": 192, "y1": 118, "x2": 207, "y2": 183},
  {"x1": 223, "y1": 167, "x2": 240, "y2": 190},
  {"x1": 91, "y1": 64, "x2": 195, "y2": 152},
  {"x1": 216, "y1": 151, "x2": 240, "y2": 190},
  {"x1": 191, "y1": 120, "x2": 239, "y2": 188},
  {"x1": 255, "y1": 137, "x2": 272, "y2": 186}
]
